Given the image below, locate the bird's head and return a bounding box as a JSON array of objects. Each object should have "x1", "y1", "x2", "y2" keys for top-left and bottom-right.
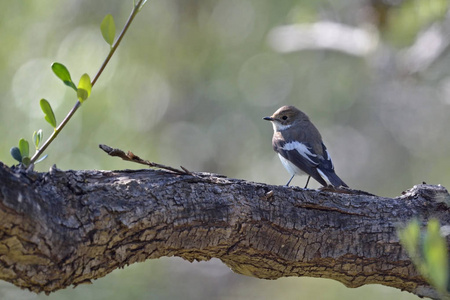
[{"x1": 263, "y1": 106, "x2": 309, "y2": 131}]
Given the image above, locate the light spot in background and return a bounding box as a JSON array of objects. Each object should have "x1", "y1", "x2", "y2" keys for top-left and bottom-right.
[
  {"x1": 238, "y1": 53, "x2": 293, "y2": 107},
  {"x1": 209, "y1": 0, "x2": 255, "y2": 46},
  {"x1": 56, "y1": 26, "x2": 115, "y2": 88},
  {"x1": 133, "y1": 72, "x2": 171, "y2": 132},
  {"x1": 12, "y1": 58, "x2": 66, "y2": 117},
  {"x1": 400, "y1": 25, "x2": 447, "y2": 73},
  {"x1": 268, "y1": 22, "x2": 378, "y2": 57},
  {"x1": 109, "y1": 68, "x2": 171, "y2": 132}
]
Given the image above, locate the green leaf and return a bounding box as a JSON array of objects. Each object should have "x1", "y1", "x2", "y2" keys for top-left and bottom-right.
[
  {"x1": 399, "y1": 219, "x2": 420, "y2": 259},
  {"x1": 51, "y1": 62, "x2": 77, "y2": 91},
  {"x1": 10, "y1": 147, "x2": 22, "y2": 163},
  {"x1": 18, "y1": 138, "x2": 29, "y2": 158},
  {"x1": 38, "y1": 129, "x2": 43, "y2": 144},
  {"x1": 40, "y1": 99, "x2": 57, "y2": 128},
  {"x1": 21, "y1": 157, "x2": 31, "y2": 167},
  {"x1": 51, "y1": 62, "x2": 71, "y2": 82},
  {"x1": 35, "y1": 154, "x2": 48, "y2": 164},
  {"x1": 33, "y1": 131, "x2": 38, "y2": 148},
  {"x1": 77, "y1": 73, "x2": 92, "y2": 103},
  {"x1": 423, "y1": 219, "x2": 448, "y2": 292},
  {"x1": 100, "y1": 14, "x2": 116, "y2": 46},
  {"x1": 33, "y1": 129, "x2": 43, "y2": 149}
]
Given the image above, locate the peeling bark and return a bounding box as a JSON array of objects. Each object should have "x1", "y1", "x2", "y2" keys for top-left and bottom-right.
[{"x1": 0, "y1": 162, "x2": 448, "y2": 298}]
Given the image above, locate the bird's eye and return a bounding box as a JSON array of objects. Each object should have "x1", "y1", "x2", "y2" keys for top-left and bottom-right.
[{"x1": 282, "y1": 116, "x2": 288, "y2": 120}]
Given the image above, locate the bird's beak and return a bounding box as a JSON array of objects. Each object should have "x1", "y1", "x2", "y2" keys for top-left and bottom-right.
[{"x1": 263, "y1": 116, "x2": 273, "y2": 121}]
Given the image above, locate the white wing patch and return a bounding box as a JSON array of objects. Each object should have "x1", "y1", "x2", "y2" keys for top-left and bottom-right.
[{"x1": 282, "y1": 141, "x2": 317, "y2": 164}]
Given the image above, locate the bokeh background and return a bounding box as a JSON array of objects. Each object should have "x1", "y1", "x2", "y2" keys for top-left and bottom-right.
[{"x1": 0, "y1": 0, "x2": 449, "y2": 299}]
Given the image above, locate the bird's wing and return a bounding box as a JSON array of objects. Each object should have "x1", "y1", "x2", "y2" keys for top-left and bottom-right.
[
  {"x1": 318, "y1": 143, "x2": 334, "y2": 170},
  {"x1": 273, "y1": 139, "x2": 327, "y2": 186},
  {"x1": 316, "y1": 143, "x2": 348, "y2": 187}
]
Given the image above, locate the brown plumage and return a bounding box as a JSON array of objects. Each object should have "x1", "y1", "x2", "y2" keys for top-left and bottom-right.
[{"x1": 264, "y1": 106, "x2": 348, "y2": 188}]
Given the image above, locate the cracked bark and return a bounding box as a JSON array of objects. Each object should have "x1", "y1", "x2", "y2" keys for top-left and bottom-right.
[{"x1": 0, "y1": 162, "x2": 448, "y2": 299}]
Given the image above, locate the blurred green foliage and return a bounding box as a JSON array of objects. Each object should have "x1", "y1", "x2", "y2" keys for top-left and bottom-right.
[
  {"x1": 0, "y1": 0, "x2": 449, "y2": 299},
  {"x1": 385, "y1": 0, "x2": 448, "y2": 46},
  {"x1": 399, "y1": 219, "x2": 449, "y2": 296}
]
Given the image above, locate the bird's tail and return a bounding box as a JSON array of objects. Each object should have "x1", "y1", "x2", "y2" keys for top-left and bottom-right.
[{"x1": 317, "y1": 169, "x2": 348, "y2": 187}]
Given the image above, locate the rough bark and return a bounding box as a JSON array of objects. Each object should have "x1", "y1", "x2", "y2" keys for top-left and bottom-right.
[{"x1": 0, "y1": 162, "x2": 448, "y2": 298}]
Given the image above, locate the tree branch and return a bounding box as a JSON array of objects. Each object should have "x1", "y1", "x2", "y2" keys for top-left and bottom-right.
[{"x1": 0, "y1": 162, "x2": 448, "y2": 298}]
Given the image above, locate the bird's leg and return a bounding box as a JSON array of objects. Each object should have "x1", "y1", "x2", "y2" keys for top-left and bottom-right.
[
  {"x1": 285, "y1": 174, "x2": 295, "y2": 186},
  {"x1": 304, "y1": 176, "x2": 311, "y2": 189}
]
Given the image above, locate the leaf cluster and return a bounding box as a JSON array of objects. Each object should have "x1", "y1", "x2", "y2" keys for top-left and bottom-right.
[
  {"x1": 399, "y1": 219, "x2": 449, "y2": 296},
  {"x1": 10, "y1": 13, "x2": 121, "y2": 167}
]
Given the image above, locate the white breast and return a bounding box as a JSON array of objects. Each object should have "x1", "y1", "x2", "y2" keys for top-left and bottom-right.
[{"x1": 278, "y1": 154, "x2": 305, "y2": 176}]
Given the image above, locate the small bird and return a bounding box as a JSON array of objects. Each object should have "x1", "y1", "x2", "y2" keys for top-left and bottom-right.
[{"x1": 263, "y1": 105, "x2": 348, "y2": 188}]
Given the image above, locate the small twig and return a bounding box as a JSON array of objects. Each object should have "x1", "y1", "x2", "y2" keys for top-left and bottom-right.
[
  {"x1": 180, "y1": 166, "x2": 192, "y2": 174},
  {"x1": 99, "y1": 144, "x2": 192, "y2": 175}
]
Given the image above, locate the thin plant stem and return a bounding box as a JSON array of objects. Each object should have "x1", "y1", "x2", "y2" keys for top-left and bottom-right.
[
  {"x1": 30, "y1": 0, "x2": 146, "y2": 165},
  {"x1": 92, "y1": 0, "x2": 144, "y2": 86},
  {"x1": 30, "y1": 101, "x2": 81, "y2": 164}
]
